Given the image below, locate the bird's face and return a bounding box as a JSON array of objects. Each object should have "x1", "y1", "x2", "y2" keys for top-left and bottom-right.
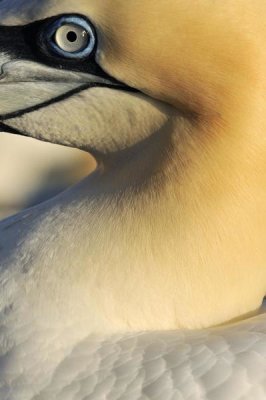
[
  {"x1": 1, "y1": 0, "x2": 265, "y2": 156},
  {"x1": 0, "y1": 0, "x2": 177, "y2": 155},
  {"x1": 0, "y1": 1, "x2": 266, "y2": 209}
]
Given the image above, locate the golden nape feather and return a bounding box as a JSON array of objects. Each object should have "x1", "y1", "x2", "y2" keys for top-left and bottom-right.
[{"x1": 0, "y1": 0, "x2": 265, "y2": 399}]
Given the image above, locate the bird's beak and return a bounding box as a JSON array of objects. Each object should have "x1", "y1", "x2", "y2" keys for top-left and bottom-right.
[
  {"x1": 0, "y1": 20, "x2": 168, "y2": 154},
  {"x1": 0, "y1": 59, "x2": 124, "y2": 119}
]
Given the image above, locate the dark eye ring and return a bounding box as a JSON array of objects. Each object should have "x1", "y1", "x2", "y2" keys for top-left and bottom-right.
[{"x1": 40, "y1": 15, "x2": 96, "y2": 60}]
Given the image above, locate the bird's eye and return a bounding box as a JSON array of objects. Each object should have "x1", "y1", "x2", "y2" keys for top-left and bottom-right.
[
  {"x1": 55, "y1": 24, "x2": 89, "y2": 53},
  {"x1": 41, "y1": 15, "x2": 96, "y2": 60}
]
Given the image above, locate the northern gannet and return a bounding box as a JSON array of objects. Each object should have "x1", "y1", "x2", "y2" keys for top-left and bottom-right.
[{"x1": 0, "y1": 0, "x2": 266, "y2": 399}]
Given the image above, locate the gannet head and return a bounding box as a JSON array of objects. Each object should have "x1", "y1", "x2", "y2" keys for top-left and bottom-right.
[
  {"x1": 0, "y1": 0, "x2": 265, "y2": 151},
  {"x1": 0, "y1": 1, "x2": 176, "y2": 156},
  {"x1": 0, "y1": 0, "x2": 266, "y2": 330}
]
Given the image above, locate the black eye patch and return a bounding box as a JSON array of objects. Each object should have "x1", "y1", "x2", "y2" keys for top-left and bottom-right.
[{"x1": 0, "y1": 14, "x2": 117, "y2": 82}]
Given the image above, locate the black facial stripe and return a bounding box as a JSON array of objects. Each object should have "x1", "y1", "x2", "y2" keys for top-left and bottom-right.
[
  {"x1": 0, "y1": 82, "x2": 137, "y2": 121},
  {"x1": 0, "y1": 14, "x2": 120, "y2": 84},
  {"x1": 0, "y1": 83, "x2": 91, "y2": 121}
]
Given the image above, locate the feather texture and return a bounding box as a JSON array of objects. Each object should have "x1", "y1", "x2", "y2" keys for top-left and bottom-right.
[
  {"x1": 1, "y1": 1, "x2": 266, "y2": 399},
  {"x1": 1, "y1": 310, "x2": 266, "y2": 399}
]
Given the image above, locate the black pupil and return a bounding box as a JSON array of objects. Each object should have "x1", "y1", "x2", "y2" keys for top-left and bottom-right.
[{"x1": 67, "y1": 31, "x2": 78, "y2": 42}]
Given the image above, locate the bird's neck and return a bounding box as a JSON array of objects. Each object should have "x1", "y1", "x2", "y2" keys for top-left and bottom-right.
[
  {"x1": 2, "y1": 116, "x2": 265, "y2": 391},
  {"x1": 5, "y1": 115, "x2": 263, "y2": 338},
  {"x1": 32, "y1": 117, "x2": 194, "y2": 331}
]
